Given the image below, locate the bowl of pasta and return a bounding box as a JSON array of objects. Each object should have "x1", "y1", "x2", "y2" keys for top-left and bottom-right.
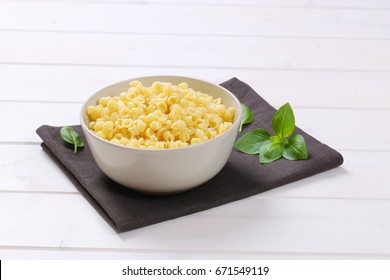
[{"x1": 80, "y1": 76, "x2": 242, "y2": 194}]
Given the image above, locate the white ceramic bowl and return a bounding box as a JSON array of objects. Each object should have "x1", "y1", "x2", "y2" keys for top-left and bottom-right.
[{"x1": 80, "y1": 76, "x2": 242, "y2": 194}]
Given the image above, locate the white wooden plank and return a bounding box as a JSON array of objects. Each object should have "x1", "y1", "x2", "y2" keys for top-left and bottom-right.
[
  {"x1": 293, "y1": 107, "x2": 390, "y2": 150},
  {"x1": 265, "y1": 150, "x2": 390, "y2": 199},
  {"x1": 6, "y1": 0, "x2": 390, "y2": 9},
  {"x1": 1, "y1": 64, "x2": 390, "y2": 109},
  {"x1": 1, "y1": 31, "x2": 390, "y2": 71},
  {"x1": 0, "y1": 145, "x2": 76, "y2": 193},
  {"x1": 0, "y1": 192, "x2": 389, "y2": 255},
  {"x1": 1, "y1": 2, "x2": 389, "y2": 39},
  {"x1": 1, "y1": 0, "x2": 388, "y2": 261},
  {"x1": 1, "y1": 145, "x2": 389, "y2": 201},
  {"x1": 0, "y1": 101, "x2": 388, "y2": 150},
  {"x1": 0, "y1": 102, "x2": 81, "y2": 143},
  {"x1": 149, "y1": 0, "x2": 390, "y2": 9},
  {"x1": 1, "y1": 247, "x2": 389, "y2": 260}
]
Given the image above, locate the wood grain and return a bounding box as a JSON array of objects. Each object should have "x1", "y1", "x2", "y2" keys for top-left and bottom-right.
[
  {"x1": 0, "y1": 0, "x2": 388, "y2": 259},
  {"x1": 1, "y1": 64, "x2": 389, "y2": 109},
  {"x1": 1, "y1": 2, "x2": 389, "y2": 39},
  {"x1": 0, "y1": 192, "x2": 389, "y2": 255},
  {"x1": 2, "y1": 31, "x2": 390, "y2": 71}
]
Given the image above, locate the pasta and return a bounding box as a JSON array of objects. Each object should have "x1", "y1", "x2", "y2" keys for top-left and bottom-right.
[{"x1": 86, "y1": 81, "x2": 235, "y2": 149}]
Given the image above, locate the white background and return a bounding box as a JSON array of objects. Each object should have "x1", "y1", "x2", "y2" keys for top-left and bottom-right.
[
  {"x1": 2, "y1": 260, "x2": 390, "y2": 279},
  {"x1": 0, "y1": 0, "x2": 390, "y2": 260}
]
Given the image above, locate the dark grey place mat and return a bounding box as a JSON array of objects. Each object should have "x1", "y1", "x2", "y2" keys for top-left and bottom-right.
[{"x1": 36, "y1": 77, "x2": 343, "y2": 233}]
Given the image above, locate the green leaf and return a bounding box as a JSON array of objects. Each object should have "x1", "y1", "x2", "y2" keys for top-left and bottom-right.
[
  {"x1": 234, "y1": 129, "x2": 271, "y2": 154},
  {"x1": 269, "y1": 135, "x2": 285, "y2": 144},
  {"x1": 234, "y1": 101, "x2": 308, "y2": 165},
  {"x1": 282, "y1": 134, "x2": 308, "y2": 160},
  {"x1": 239, "y1": 103, "x2": 254, "y2": 132},
  {"x1": 259, "y1": 140, "x2": 283, "y2": 164},
  {"x1": 272, "y1": 102, "x2": 295, "y2": 138},
  {"x1": 60, "y1": 126, "x2": 84, "y2": 154}
]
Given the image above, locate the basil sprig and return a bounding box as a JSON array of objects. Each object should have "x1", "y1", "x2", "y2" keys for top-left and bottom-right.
[
  {"x1": 234, "y1": 103, "x2": 308, "y2": 164},
  {"x1": 239, "y1": 103, "x2": 254, "y2": 132},
  {"x1": 60, "y1": 126, "x2": 84, "y2": 154}
]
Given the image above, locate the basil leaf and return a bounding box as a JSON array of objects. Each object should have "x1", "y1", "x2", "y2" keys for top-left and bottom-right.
[
  {"x1": 234, "y1": 129, "x2": 271, "y2": 154},
  {"x1": 239, "y1": 103, "x2": 254, "y2": 132},
  {"x1": 269, "y1": 135, "x2": 283, "y2": 144},
  {"x1": 259, "y1": 140, "x2": 283, "y2": 164},
  {"x1": 60, "y1": 126, "x2": 84, "y2": 154},
  {"x1": 234, "y1": 101, "x2": 308, "y2": 165},
  {"x1": 282, "y1": 134, "x2": 308, "y2": 160},
  {"x1": 272, "y1": 102, "x2": 295, "y2": 138}
]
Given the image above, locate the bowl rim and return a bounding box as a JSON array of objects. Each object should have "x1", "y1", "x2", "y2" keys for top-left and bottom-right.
[{"x1": 80, "y1": 75, "x2": 243, "y2": 153}]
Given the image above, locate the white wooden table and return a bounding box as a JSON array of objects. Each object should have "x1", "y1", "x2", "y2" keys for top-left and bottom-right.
[{"x1": 1, "y1": 0, "x2": 390, "y2": 260}]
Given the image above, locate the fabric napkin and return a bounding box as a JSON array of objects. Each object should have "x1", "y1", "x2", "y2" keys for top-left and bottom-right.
[{"x1": 36, "y1": 77, "x2": 343, "y2": 233}]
